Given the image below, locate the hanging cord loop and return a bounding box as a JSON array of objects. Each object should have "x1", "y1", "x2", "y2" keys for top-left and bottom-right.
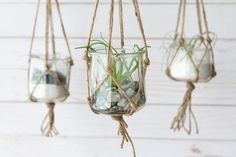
[
  {"x1": 83, "y1": 0, "x2": 100, "y2": 114},
  {"x1": 174, "y1": 0, "x2": 187, "y2": 40},
  {"x1": 112, "y1": 116, "x2": 136, "y2": 157},
  {"x1": 27, "y1": 0, "x2": 41, "y2": 98},
  {"x1": 132, "y1": 0, "x2": 150, "y2": 69},
  {"x1": 28, "y1": 0, "x2": 73, "y2": 137},
  {"x1": 55, "y1": 0, "x2": 74, "y2": 66},
  {"x1": 168, "y1": 0, "x2": 216, "y2": 135},
  {"x1": 45, "y1": 0, "x2": 51, "y2": 70},
  {"x1": 41, "y1": 103, "x2": 59, "y2": 137},
  {"x1": 171, "y1": 82, "x2": 199, "y2": 135},
  {"x1": 107, "y1": 0, "x2": 115, "y2": 70}
]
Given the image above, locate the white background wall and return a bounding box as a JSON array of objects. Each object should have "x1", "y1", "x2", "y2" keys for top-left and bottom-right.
[{"x1": 0, "y1": 0, "x2": 235, "y2": 157}]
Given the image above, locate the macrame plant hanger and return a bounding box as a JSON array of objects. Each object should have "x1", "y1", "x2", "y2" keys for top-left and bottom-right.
[
  {"x1": 83, "y1": 0, "x2": 150, "y2": 156},
  {"x1": 28, "y1": 0, "x2": 73, "y2": 137},
  {"x1": 166, "y1": 0, "x2": 216, "y2": 135}
]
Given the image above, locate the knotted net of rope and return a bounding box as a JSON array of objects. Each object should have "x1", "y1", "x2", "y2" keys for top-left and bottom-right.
[
  {"x1": 166, "y1": 0, "x2": 216, "y2": 135},
  {"x1": 83, "y1": 0, "x2": 149, "y2": 156},
  {"x1": 28, "y1": 0, "x2": 73, "y2": 137}
]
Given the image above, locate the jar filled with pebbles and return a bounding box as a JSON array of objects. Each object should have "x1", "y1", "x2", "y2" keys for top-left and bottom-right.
[{"x1": 89, "y1": 47, "x2": 146, "y2": 115}]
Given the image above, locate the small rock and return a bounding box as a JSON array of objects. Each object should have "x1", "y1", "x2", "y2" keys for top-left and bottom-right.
[
  {"x1": 96, "y1": 104, "x2": 108, "y2": 110},
  {"x1": 121, "y1": 80, "x2": 131, "y2": 90},
  {"x1": 95, "y1": 95, "x2": 106, "y2": 106},
  {"x1": 132, "y1": 92, "x2": 141, "y2": 104},
  {"x1": 131, "y1": 81, "x2": 139, "y2": 91},
  {"x1": 93, "y1": 91, "x2": 110, "y2": 110},
  {"x1": 104, "y1": 102, "x2": 112, "y2": 109},
  {"x1": 117, "y1": 98, "x2": 129, "y2": 109},
  {"x1": 106, "y1": 88, "x2": 121, "y2": 103},
  {"x1": 126, "y1": 88, "x2": 136, "y2": 97}
]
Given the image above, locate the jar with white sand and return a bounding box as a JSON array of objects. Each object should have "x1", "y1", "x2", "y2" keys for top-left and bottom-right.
[{"x1": 28, "y1": 54, "x2": 71, "y2": 103}]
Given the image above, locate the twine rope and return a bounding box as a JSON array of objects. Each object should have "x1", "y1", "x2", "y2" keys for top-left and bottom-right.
[
  {"x1": 167, "y1": 0, "x2": 217, "y2": 134},
  {"x1": 118, "y1": 0, "x2": 125, "y2": 47},
  {"x1": 45, "y1": 0, "x2": 50, "y2": 69},
  {"x1": 28, "y1": 0, "x2": 73, "y2": 137},
  {"x1": 82, "y1": 0, "x2": 150, "y2": 156},
  {"x1": 112, "y1": 116, "x2": 136, "y2": 157},
  {"x1": 171, "y1": 82, "x2": 199, "y2": 135},
  {"x1": 84, "y1": 0, "x2": 149, "y2": 115},
  {"x1": 41, "y1": 103, "x2": 59, "y2": 137},
  {"x1": 83, "y1": 0, "x2": 100, "y2": 113}
]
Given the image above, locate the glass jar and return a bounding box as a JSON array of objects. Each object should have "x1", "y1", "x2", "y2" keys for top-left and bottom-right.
[
  {"x1": 167, "y1": 35, "x2": 215, "y2": 83},
  {"x1": 89, "y1": 48, "x2": 146, "y2": 115},
  {"x1": 28, "y1": 53, "x2": 71, "y2": 103}
]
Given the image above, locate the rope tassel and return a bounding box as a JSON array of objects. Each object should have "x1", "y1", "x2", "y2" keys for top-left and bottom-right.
[
  {"x1": 171, "y1": 82, "x2": 199, "y2": 135},
  {"x1": 112, "y1": 116, "x2": 136, "y2": 157},
  {"x1": 41, "y1": 103, "x2": 59, "y2": 137}
]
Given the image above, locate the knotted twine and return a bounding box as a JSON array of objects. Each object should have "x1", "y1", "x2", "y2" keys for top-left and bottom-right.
[
  {"x1": 166, "y1": 0, "x2": 216, "y2": 135},
  {"x1": 83, "y1": 0, "x2": 150, "y2": 156},
  {"x1": 28, "y1": 0, "x2": 73, "y2": 137}
]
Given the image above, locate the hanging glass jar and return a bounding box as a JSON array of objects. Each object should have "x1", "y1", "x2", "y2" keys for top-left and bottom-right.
[
  {"x1": 77, "y1": 0, "x2": 150, "y2": 156},
  {"x1": 27, "y1": 0, "x2": 73, "y2": 137},
  {"x1": 29, "y1": 54, "x2": 71, "y2": 103},
  {"x1": 166, "y1": 32, "x2": 216, "y2": 83},
  {"x1": 89, "y1": 47, "x2": 146, "y2": 115},
  {"x1": 164, "y1": 0, "x2": 217, "y2": 135}
]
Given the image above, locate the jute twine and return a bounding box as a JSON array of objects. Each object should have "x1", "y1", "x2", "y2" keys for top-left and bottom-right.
[
  {"x1": 41, "y1": 103, "x2": 59, "y2": 137},
  {"x1": 166, "y1": 0, "x2": 216, "y2": 134},
  {"x1": 83, "y1": 0, "x2": 150, "y2": 156},
  {"x1": 28, "y1": 0, "x2": 73, "y2": 137}
]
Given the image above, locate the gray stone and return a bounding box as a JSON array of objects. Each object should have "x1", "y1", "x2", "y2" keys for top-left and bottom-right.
[
  {"x1": 126, "y1": 88, "x2": 136, "y2": 97},
  {"x1": 106, "y1": 88, "x2": 121, "y2": 103},
  {"x1": 96, "y1": 104, "x2": 108, "y2": 110},
  {"x1": 131, "y1": 81, "x2": 139, "y2": 91},
  {"x1": 95, "y1": 95, "x2": 106, "y2": 106},
  {"x1": 121, "y1": 80, "x2": 131, "y2": 90},
  {"x1": 104, "y1": 102, "x2": 112, "y2": 109},
  {"x1": 94, "y1": 95, "x2": 108, "y2": 110},
  {"x1": 117, "y1": 98, "x2": 129, "y2": 109},
  {"x1": 132, "y1": 92, "x2": 141, "y2": 104}
]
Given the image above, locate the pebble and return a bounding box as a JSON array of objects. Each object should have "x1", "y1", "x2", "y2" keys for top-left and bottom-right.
[
  {"x1": 126, "y1": 88, "x2": 136, "y2": 97},
  {"x1": 121, "y1": 80, "x2": 131, "y2": 90},
  {"x1": 106, "y1": 88, "x2": 121, "y2": 103},
  {"x1": 117, "y1": 98, "x2": 129, "y2": 109}
]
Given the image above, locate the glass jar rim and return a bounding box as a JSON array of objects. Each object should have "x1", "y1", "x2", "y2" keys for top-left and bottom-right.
[
  {"x1": 30, "y1": 53, "x2": 70, "y2": 61},
  {"x1": 89, "y1": 46, "x2": 145, "y2": 57}
]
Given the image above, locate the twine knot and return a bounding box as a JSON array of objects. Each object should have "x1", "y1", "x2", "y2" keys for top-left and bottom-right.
[
  {"x1": 127, "y1": 103, "x2": 137, "y2": 115},
  {"x1": 165, "y1": 68, "x2": 170, "y2": 76},
  {"x1": 186, "y1": 82, "x2": 195, "y2": 90},
  {"x1": 111, "y1": 116, "x2": 136, "y2": 157},
  {"x1": 83, "y1": 53, "x2": 90, "y2": 62},
  {"x1": 179, "y1": 37, "x2": 185, "y2": 46},
  {"x1": 212, "y1": 65, "x2": 217, "y2": 77},
  {"x1": 41, "y1": 103, "x2": 59, "y2": 137},
  {"x1": 69, "y1": 59, "x2": 74, "y2": 66},
  {"x1": 200, "y1": 36, "x2": 204, "y2": 42},
  {"x1": 87, "y1": 97, "x2": 92, "y2": 105},
  {"x1": 106, "y1": 67, "x2": 113, "y2": 75},
  {"x1": 171, "y1": 82, "x2": 199, "y2": 135},
  {"x1": 144, "y1": 58, "x2": 150, "y2": 66},
  {"x1": 206, "y1": 37, "x2": 212, "y2": 44}
]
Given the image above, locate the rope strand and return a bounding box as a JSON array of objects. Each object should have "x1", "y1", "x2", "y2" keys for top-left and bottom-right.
[
  {"x1": 107, "y1": 0, "x2": 115, "y2": 70},
  {"x1": 45, "y1": 0, "x2": 50, "y2": 69},
  {"x1": 112, "y1": 116, "x2": 136, "y2": 157},
  {"x1": 84, "y1": 0, "x2": 100, "y2": 113},
  {"x1": 118, "y1": 0, "x2": 125, "y2": 47},
  {"x1": 171, "y1": 82, "x2": 199, "y2": 135},
  {"x1": 41, "y1": 103, "x2": 59, "y2": 137}
]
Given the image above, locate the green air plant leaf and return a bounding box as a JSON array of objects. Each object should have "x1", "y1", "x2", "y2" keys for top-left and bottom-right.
[{"x1": 76, "y1": 37, "x2": 147, "y2": 88}]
